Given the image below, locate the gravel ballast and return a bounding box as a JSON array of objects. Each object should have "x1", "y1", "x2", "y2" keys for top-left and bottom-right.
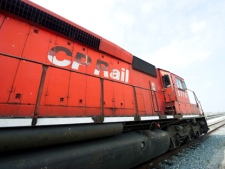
[{"x1": 158, "y1": 125, "x2": 225, "y2": 169}]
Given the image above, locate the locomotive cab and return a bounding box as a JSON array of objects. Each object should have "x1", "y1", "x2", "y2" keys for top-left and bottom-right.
[{"x1": 159, "y1": 69, "x2": 202, "y2": 116}]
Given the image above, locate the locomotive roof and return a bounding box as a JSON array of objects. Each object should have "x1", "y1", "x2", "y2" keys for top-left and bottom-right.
[{"x1": 158, "y1": 68, "x2": 184, "y2": 80}]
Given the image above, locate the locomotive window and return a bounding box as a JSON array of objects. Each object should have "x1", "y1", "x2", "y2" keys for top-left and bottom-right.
[
  {"x1": 162, "y1": 74, "x2": 171, "y2": 88},
  {"x1": 176, "y1": 78, "x2": 186, "y2": 90},
  {"x1": 182, "y1": 81, "x2": 187, "y2": 90}
]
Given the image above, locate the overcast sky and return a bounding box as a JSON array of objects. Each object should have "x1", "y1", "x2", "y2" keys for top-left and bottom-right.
[{"x1": 31, "y1": 0, "x2": 225, "y2": 113}]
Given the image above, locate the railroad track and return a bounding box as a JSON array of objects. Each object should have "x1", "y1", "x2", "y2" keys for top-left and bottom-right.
[{"x1": 133, "y1": 115, "x2": 225, "y2": 169}]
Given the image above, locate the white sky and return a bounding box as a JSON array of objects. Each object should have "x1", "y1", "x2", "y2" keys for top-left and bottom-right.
[{"x1": 31, "y1": 0, "x2": 225, "y2": 113}]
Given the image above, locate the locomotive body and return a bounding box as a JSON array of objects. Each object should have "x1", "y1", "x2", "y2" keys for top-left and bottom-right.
[
  {"x1": 0, "y1": 0, "x2": 202, "y2": 127},
  {"x1": 0, "y1": 0, "x2": 208, "y2": 168}
]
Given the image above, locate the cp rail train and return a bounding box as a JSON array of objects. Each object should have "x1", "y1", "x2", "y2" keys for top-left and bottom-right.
[{"x1": 0, "y1": 0, "x2": 209, "y2": 168}]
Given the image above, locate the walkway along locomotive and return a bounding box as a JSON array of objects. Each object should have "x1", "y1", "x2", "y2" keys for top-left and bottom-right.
[{"x1": 0, "y1": 0, "x2": 208, "y2": 168}]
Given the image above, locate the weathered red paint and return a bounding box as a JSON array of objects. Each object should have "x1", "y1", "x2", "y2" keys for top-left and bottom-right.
[{"x1": 0, "y1": 2, "x2": 202, "y2": 123}]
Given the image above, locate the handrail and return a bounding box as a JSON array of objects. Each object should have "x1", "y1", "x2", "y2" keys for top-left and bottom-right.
[{"x1": 187, "y1": 89, "x2": 204, "y2": 115}]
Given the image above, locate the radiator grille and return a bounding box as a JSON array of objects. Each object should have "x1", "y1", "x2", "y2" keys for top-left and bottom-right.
[{"x1": 0, "y1": 0, "x2": 100, "y2": 49}]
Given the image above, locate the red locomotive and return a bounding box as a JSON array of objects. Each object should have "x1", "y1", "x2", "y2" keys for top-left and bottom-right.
[{"x1": 0, "y1": 0, "x2": 208, "y2": 168}]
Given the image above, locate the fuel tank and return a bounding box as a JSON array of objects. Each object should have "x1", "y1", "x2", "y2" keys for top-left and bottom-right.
[
  {"x1": 0, "y1": 123, "x2": 123, "y2": 152},
  {"x1": 0, "y1": 129, "x2": 170, "y2": 169}
]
